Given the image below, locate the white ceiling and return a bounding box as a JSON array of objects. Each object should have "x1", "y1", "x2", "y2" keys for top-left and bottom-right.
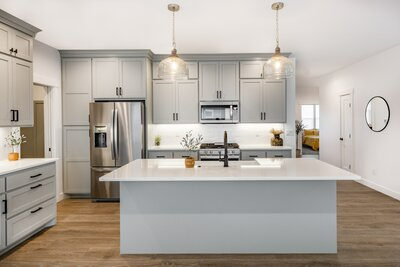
[{"x1": 1, "y1": 0, "x2": 400, "y2": 86}]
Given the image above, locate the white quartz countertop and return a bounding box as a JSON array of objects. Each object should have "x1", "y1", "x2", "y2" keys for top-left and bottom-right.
[
  {"x1": 0, "y1": 158, "x2": 58, "y2": 176},
  {"x1": 100, "y1": 158, "x2": 361, "y2": 182}
]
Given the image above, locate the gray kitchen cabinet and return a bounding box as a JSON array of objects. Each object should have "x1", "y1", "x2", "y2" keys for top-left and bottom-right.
[
  {"x1": 173, "y1": 151, "x2": 198, "y2": 160},
  {"x1": 153, "y1": 80, "x2": 198, "y2": 124},
  {"x1": 148, "y1": 150, "x2": 198, "y2": 160},
  {"x1": 153, "y1": 61, "x2": 198, "y2": 80},
  {"x1": 92, "y1": 58, "x2": 147, "y2": 99},
  {"x1": 0, "y1": 190, "x2": 5, "y2": 251},
  {"x1": 241, "y1": 151, "x2": 266, "y2": 160},
  {"x1": 241, "y1": 149, "x2": 292, "y2": 160},
  {"x1": 240, "y1": 79, "x2": 286, "y2": 123},
  {"x1": 199, "y1": 61, "x2": 239, "y2": 101},
  {"x1": 266, "y1": 150, "x2": 292, "y2": 158},
  {"x1": 0, "y1": 22, "x2": 33, "y2": 62},
  {"x1": 62, "y1": 58, "x2": 92, "y2": 126},
  {"x1": 240, "y1": 61, "x2": 265, "y2": 79},
  {"x1": 0, "y1": 53, "x2": 33, "y2": 127},
  {"x1": 148, "y1": 151, "x2": 173, "y2": 159}
]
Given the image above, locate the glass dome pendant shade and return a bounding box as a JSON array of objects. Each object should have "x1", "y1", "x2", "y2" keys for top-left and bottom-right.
[
  {"x1": 263, "y1": 2, "x2": 294, "y2": 80},
  {"x1": 158, "y1": 4, "x2": 188, "y2": 80}
]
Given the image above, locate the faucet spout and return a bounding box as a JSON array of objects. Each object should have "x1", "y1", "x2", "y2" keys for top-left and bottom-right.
[{"x1": 223, "y1": 131, "x2": 229, "y2": 167}]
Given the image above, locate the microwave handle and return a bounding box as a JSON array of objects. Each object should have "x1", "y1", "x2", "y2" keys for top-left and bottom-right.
[{"x1": 230, "y1": 105, "x2": 233, "y2": 119}]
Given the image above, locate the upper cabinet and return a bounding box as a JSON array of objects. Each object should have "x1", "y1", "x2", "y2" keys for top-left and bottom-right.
[
  {"x1": 199, "y1": 61, "x2": 239, "y2": 101},
  {"x1": 153, "y1": 61, "x2": 198, "y2": 80},
  {"x1": 0, "y1": 23, "x2": 33, "y2": 62},
  {"x1": 240, "y1": 79, "x2": 286, "y2": 123},
  {"x1": 92, "y1": 58, "x2": 147, "y2": 99},
  {"x1": 62, "y1": 58, "x2": 92, "y2": 126},
  {"x1": 0, "y1": 54, "x2": 32, "y2": 126},
  {"x1": 240, "y1": 61, "x2": 266, "y2": 79},
  {"x1": 153, "y1": 80, "x2": 198, "y2": 124}
]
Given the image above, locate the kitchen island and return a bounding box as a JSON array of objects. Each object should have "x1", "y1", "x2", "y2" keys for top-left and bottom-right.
[{"x1": 100, "y1": 158, "x2": 361, "y2": 254}]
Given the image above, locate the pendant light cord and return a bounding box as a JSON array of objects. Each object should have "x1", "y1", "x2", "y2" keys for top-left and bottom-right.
[
  {"x1": 172, "y1": 11, "x2": 176, "y2": 50},
  {"x1": 275, "y1": 7, "x2": 279, "y2": 49}
]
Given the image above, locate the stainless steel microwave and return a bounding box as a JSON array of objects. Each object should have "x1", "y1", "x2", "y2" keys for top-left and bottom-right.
[{"x1": 200, "y1": 101, "x2": 239, "y2": 123}]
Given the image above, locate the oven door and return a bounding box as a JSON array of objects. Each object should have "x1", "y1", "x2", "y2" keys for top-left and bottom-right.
[{"x1": 200, "y1": 102, "x2": 239, "y2": 124}]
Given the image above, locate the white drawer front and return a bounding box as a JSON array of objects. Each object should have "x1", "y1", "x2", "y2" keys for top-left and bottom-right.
[
  {"x1": 7, "y1": 198, "x2": 56, "y2": 246},
  {"x1": 6, "y1": 163, "x2": 56, "y2": 191},
  {"x1": 6, "y1": 177, "x2": 56, "y2": 219}
]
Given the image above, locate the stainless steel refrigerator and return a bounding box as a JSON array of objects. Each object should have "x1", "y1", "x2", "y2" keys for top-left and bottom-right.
[{"x1": 89, "y1": 102, "x2": 145, "y2": 200}]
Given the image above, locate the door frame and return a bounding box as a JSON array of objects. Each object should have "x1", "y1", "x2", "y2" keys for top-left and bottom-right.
[{"x1": 339, "y1": 93, "x2": 354, "y2": 171}]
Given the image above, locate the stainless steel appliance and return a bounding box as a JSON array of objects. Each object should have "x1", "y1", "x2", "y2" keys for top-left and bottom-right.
[
  {"x1": 200, "y1": 101, "x2": 239, "y2": 123},
  {"x1": 89, "y1": 102, "x2": 145, "y2": 200},
  {"x1": 199, "y1": 142, "x2": 240, "y2": 161}
]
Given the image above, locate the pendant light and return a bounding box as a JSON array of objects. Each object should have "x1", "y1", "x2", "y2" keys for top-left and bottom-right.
[
  {"x1": 263, "y1": 2, "x2": 293, "y2": 79},
  {"x1": 158, "y1": 4, "x2": 188, "y2": 80}
]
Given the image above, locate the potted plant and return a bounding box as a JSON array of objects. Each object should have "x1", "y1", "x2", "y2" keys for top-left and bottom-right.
[
  {"x1": 154, "y1": 135, "x2": 161, "y2": 146},
  {"x1": 295, "y1": 120, "x2": 306, "y2": 152},
  {"x1": 4, "y1": 128, "x2": 26, "y2": 161},
  {"x1": 270, "y1": 128, "x2": 284, "y2": 146},
  {"x1": 180, "y1": 130, "x2": 203, "y2": 168}
]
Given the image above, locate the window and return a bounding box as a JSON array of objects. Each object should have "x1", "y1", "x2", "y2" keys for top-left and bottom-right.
[{"x1": 301, "y1": 104, "x2": 319, "y2": 129}]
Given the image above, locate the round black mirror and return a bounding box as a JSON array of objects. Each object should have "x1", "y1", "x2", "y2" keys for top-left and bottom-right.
[{"x1": 365, "y1": 96, "x2": 390, "y2": 132}]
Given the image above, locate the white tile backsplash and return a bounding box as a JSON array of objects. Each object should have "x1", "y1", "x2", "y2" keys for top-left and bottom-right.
[{"x1": 148, "y1": 123, "x2": 287, "y2": 148}]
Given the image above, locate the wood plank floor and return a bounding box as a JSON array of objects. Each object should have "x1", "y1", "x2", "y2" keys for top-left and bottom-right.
[{"x1": 0, "y1": 181, "x2": 399, "y2": 267}]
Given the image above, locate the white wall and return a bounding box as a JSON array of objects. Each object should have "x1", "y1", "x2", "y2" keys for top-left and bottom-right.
[
  {"x1": 33, "y1": 40, "x2": 63, "y2": 202},
  {"x1": 296, "y1": 86, "x2": 319, "y2": 121},
  {"x1": 318, "y1": 44, "x2": 400, "y2": 200}
]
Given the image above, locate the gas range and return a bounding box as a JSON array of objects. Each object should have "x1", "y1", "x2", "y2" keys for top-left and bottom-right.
[{"x1": 199, "y1": 142, "x2": 240, "y2": 161}]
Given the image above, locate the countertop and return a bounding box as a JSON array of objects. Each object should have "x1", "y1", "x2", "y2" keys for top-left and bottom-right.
[
  {"x1": 100, "y1": 158, "x2": 361, "y2": 182},
  {"x1": 148, "y1": 145, "x2": 292, "y2": 151},
  {"x1": 0, "y1": 158, "x2": 58, "y2": 176}
]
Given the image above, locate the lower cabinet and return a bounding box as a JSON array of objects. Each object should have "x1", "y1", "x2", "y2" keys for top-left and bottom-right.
[
  {"x1": 148, "y1": 150, "x2": 199, "y2": 160},
  {"x1": 0, "y1": 162, "x2": 57, "y2": 254},
  {"x1": 241, "y1": 149, "x2": 292, "y2": 160}
]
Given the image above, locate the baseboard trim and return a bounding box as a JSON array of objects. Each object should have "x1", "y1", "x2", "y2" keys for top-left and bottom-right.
[
  {"x1": 357, "y1": 179, "x2": 400, "y2": 201},
  {"x1": 57, "y1": 192, "x2": 66, "y2": 202}
]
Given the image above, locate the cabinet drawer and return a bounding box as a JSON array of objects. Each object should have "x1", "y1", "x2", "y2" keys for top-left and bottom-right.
[
  {"x1": 241, "y1": 151, "x2": 266, "y2": 160},
  {"x1": 266, "y1": 150, "x2": 291, "y2": 158},
  {"x1": 173, "y1": 151, "x2": 198, "y2": 160},
  {"x1": 7, "y1": 198, "x2": 56, "y2": 246},
  {"x1": 0, "y1": 177, "x2": 4, "y2": 194},
  {"x1": 7, "y1": 177, "x2": 56, "y2": 219},
  {"x1": 6, "y1": 163, "x2": 56, "y2": 191},
  {"x1": 148, "y1": 151, "x2": 173, "y2": 159}
]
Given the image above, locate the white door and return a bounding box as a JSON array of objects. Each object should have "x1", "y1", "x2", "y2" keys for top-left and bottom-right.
[
  {"x1": 199, "y1": 62, "x2": 219, "y2": 101},
  {"x1": 119, "y1": 58, "x2": 145, "y2": 98},
  {"x1": 153, "y1": 81, "x2": 176, "y2": 123},
  {"x1": 0, "y1": 54, "x2": 12, "y2": 126},
  {"x1": 240, "y1": 80, "x2": 263, "y2": 123},
  {"x1": 13, "y1": 58, "x2": 33, "y2": 126},
  {"x1": 263, "y1": 80, "x2": 286, "y2": 123},
  {"x1": 219, "y1": 61, "x2": 239, "y2": 101},
  {"x1": 176, "y1": 80, "x2": 198, "y2": 123},
  {"x1": 13, "y1": 31, "x2": 33, "y2": 62},
  {"x1": 92, "y1": 58, "x2": 119, "y2": 99},
  {"x1": 239, "y1": 61, "x2": 265, "y2": 79},
  {"x1": 340, "y1": 94, "x2": 353, "y2": 171}
]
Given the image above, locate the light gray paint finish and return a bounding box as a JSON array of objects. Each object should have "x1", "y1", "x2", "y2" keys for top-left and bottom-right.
[
  {"x1": 120, "y1": 180, "x2": 337, "y2": 254},
  {"x1": 0, "y1": 9, "x2": 41, "y2": 37},
  {"x1": 263, "y1": 80, "x2": 286, "y2": 123},
  {"x1": 240, "y1": 80, "x2": 263, "y2": 123},
  {"x1": 59, "y1": 50, "x2": 154, "y2": 59}
]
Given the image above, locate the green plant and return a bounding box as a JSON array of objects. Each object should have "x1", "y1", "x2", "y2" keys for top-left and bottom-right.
[
  {"x1": 180, "y1": 131, "x2": 203, "y2": 152},
  {"x1": 295, "y1": 120, "x2": 306, "y2": 135},
  {"x1": 4, "y1": 128, "x2": 26, "y2": 152},
  {"x1": 154, "y1": 135, "x2": 161, "y2": 146}
]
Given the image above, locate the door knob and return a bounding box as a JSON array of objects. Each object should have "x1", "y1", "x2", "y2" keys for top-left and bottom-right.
[{"x1": 339, "y1": 138, "x2": 344, "y2": 141}]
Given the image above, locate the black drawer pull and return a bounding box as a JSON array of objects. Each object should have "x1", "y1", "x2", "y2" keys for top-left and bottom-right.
[
  {"x1": 274, "y1": 155, "x2": 284, "y2": 158},
  {"x1": 30, "y1": 207, "x2": 43, "y2": 214},
  {"x1": 156, "y1": 156, "x2": 165, "y2": 158},
  {"x1": 30, "y1": 173, "x2": 42, "y2": 178},
  {"x1": 249, "y1": 155, "x2": 258, "y2": 158},
  {"x1": 2, "y1": 200, "x2": 7, "y2": 215},
  {"x1": 30, "y1": 184, "x2": 43, "y2": 190}
]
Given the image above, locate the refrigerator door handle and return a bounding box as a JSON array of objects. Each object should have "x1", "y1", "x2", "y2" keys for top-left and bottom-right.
[
  {"x1": 114, "y1": 108, "x2": 119, "y2": 160},
  {"x1": 110, "y1": 109, "x2": 115, "y2": 160}
]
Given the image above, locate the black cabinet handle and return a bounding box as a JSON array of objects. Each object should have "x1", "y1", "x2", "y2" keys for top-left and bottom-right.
[
  {"x1": 249, "y1": 155, "x2": 258, "y2": 158},
  {"x1": 30, "y1": 184, "x2": 43, "y2": 190},
  {"x1": 339, "y1": 138, "x2": 344, "y2": 141},
  {"x1": 30, "y1": 173, "x2": 42, "y2": 178},
  {"x1": 274, "y1": 155, "x2": 284, "y2": 158},
  {"x1": 119, "y1": 87, "x2": 122, "y2": 96},
  {"x1": 9, "y1": 48, "x2": 14, "y2": 53},
  {"x1": 116, "y1": 87, "x2": 119, "y2": 96},
  {"x1": 16, "y1": 110, "x2": 19, "y2": 122},
  {"x1": 30, "y1": 207, "x2": 43, "y2": 214},
  {"x1": 260, "y1": 112, "x2": 263, "y2": 120},
  {"x1": 156, "y1": 155, "x2": 165, "y2": 158},
  {"x1": 2, "y1": 200, "x2": 7, "y2": 215},
  {"x1": 173, "y1": 113, "x2": 175, "y2": 121},
  {"x1": 263, "y1": 112, "x2": 266, "y2": 120},
  {"x1": 176, "y1": 113, "x2": 178, "y2": 121},
  {"x1": 14, "y1": 49, "x2": 17, "y2": 54},
  {"x1": 10, "y1": 110, "x2": 15, "y2": 122}
]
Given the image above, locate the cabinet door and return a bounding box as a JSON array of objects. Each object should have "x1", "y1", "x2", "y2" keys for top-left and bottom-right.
[
  {"x1": 240, "y1": 61, "x2": 265, "y2": 79},
  {"x1": 13, "y1": 31, "x2": 33, "y2": 62},
  {"x1": 0, "y1": 54, "x2": 12, "y2": 126},
  {"x1": 153, "y1": 61, "x2": 198, "y2": 80},
  {"x1": 92, "y1": 58, "x2": 119, "y2": 99},
  {"x1": 263, "y1": 80, "x2": 286, "y2": 123},
  {"x1": 0, "y1": 23, "x2": 12, "y2": 56},
  {"x1": 241, "y1": 151, "x2": 266, "y2": 160},
  {"x1": 153, "y1": 80, "x2": 176, "y2": 124},
  {"x1": 63, "y1": 127, "x2": 90, "y2": 194},
  {"x1": 199, "y1": 62, "x2": 219, "y2": 101},
  {"x1": 220, "y1": 61, "x2": 239, "y2": 101},
  {"x1": 119, "y1": 58, "x2": 146, "y2": 98},
  {"x1": 62, "y1": 58, "x2": 92, "y2": 126},
  {"x1": 173, "y1": 151, "x2": 198, "y2": 160},
  {"x1": 13, "y1": 58, "x2": 33, "y2": 126},
  {"x1": 0, "y1": 194, "x2": 5, "y2": 250},
  {"x1": 266, "y1": 150, "x2": 291, "y2": 158},
  {"x1": 240, "y1": 80, "x2": 263, "y2": 123},
  {"x1": 176, "y1": 80, "x2": 198, "y2": 123},
  {"x1": 148, "y1": 151, "x2": 173, "y2": 159}
]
